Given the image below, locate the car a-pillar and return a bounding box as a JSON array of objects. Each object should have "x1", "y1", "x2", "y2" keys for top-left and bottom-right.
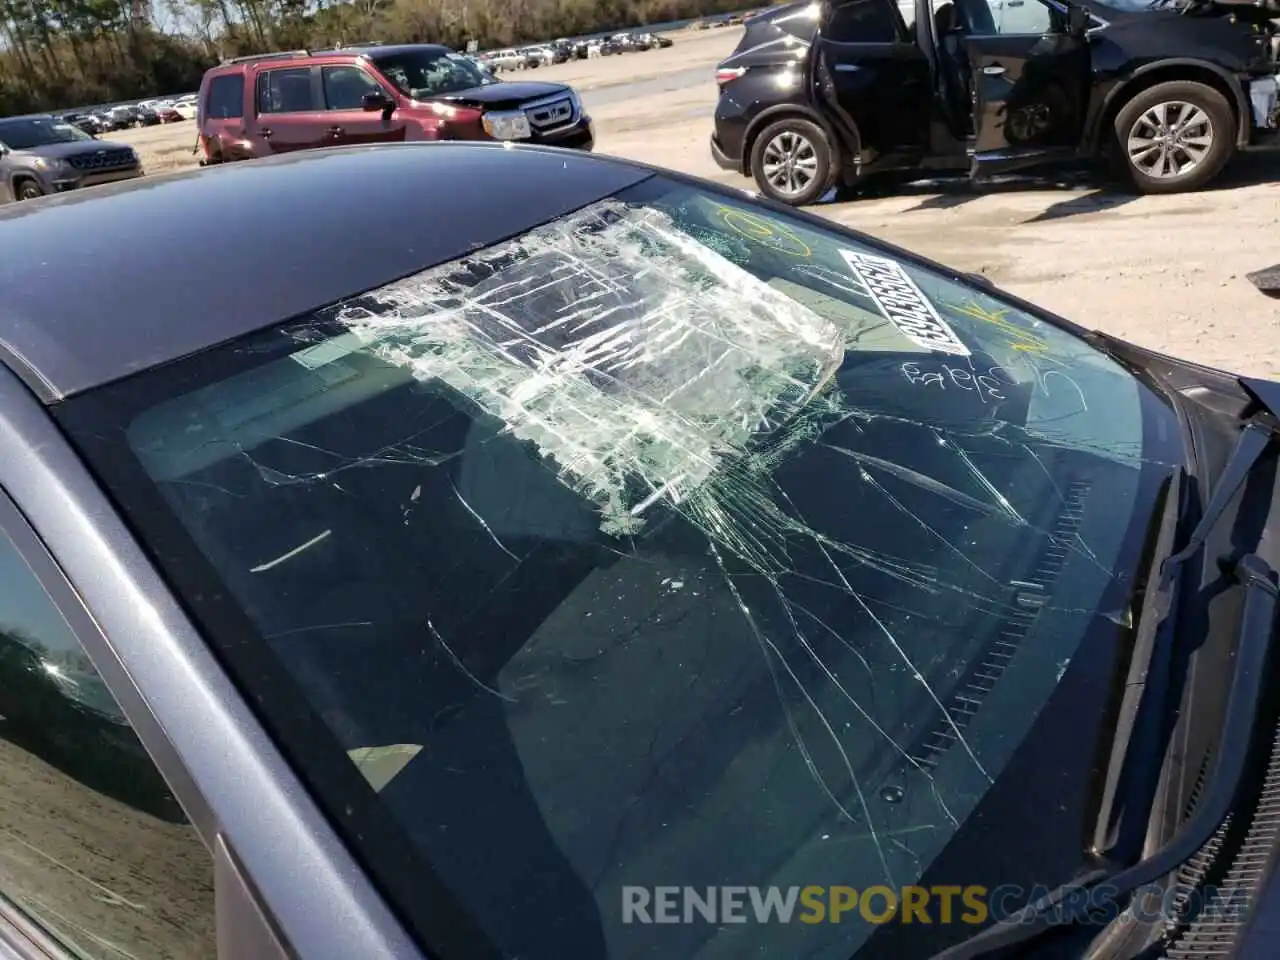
[{"x1": 744, "y1": 107, "x2": 857, "y2": 206}]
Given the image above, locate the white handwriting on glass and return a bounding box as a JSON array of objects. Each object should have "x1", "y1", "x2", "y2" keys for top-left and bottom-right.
[{"x1": 901, "y1": 361, "x2": 1009, "y2": 402}]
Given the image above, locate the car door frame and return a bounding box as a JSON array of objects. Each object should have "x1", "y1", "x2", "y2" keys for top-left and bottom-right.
[
  {"x1": 0, "y1": 363, "x2": 421, "y2": 960},
  {"x1": 962, "y1": 0, "x2": 1095, "y2": 178},
  {"x1": 812, "y1": 0, "x2": 935, "y2": 169},
  {"x1": 250, "y1": 64, "x2": 331, "y2": 154},
  {"x1": 316, "y1": 60, "x2": 409, "y2": 147}
]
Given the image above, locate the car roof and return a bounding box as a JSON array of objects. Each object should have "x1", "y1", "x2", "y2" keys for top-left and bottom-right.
[{"x1": 0, "y1": 144, "x2": 652, "y2": 403}]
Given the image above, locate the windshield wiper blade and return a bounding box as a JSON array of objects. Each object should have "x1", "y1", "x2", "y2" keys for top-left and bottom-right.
[
  {"x1": 1088, "y1": 466, "x2": 1187, "y2": 862},
  {"x1": 932, "y1": 423, "x2": 1279, "y2": 960},
  {"x1": 1093, "y1": 421, "x2": 1274, "y2": 857}
]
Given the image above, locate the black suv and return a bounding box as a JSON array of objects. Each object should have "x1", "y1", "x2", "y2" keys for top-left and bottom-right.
[{"x1": 711, "y1": 0, "x2": 1280, "y2": 204}]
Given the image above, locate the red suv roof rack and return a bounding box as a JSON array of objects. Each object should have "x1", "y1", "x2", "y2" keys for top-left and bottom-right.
[{"x1": 220, "y1": 49, "x2": 311, "y2": 65}]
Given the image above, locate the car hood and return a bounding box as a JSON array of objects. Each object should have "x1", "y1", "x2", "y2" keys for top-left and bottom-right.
[
  {"x1": 17, "y1": 140, "x2": 131, "y2": 159},
  {"x1": 431, "y1": 81, "x2": 571, "y2": 109}
]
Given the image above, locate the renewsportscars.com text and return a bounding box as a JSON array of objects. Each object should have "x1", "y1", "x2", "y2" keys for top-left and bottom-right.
[{"x1": 621, "y1": 884, "x2": 1247, "y2": 926}]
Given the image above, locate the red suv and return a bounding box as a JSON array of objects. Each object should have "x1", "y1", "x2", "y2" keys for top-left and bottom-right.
[{"x1": 196, "y1": 43, "x2": 594, "y2": 164}]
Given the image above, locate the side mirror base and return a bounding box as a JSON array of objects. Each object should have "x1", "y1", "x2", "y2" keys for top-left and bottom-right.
[{"x1": 361, "y1": 91, "x2": 395, "y2": 112}]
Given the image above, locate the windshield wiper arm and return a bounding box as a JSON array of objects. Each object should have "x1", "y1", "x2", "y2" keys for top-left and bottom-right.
[
  {"x1": 932, "y1": 422, "x2": 1279, "y2": 960},
  {"x1": 1158, "y1": 421, "x2": 1274, "y2": 587}
]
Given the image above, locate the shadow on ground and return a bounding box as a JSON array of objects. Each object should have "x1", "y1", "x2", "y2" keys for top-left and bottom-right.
[
  {"x1": 1210, "y1": 149, "x2": 1280, "y2": 192},
  {"x1": 825, "y1": 150, "x2": 1280, "y2": 222}
]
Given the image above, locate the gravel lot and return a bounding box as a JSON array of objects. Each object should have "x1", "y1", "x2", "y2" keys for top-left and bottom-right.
[{"x1": 114, "y1": 29, "x2": 1280, "y2": 378}]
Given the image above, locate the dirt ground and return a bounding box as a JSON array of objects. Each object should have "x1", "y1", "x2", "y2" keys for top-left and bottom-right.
[
  {"x1": 116, "y1": 24, "x2": 1280, "y2": 376},
  {"x1": 0, "y1": 737, "x2": 215, "y2": 958}
]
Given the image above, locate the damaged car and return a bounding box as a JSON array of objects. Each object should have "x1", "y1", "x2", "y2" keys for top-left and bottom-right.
[
  {"x1": 712, "y1": 0, "x2": 1280, "y2": 204},
  {"x1": 1, "y1": 143, "x2": 1280, "y2": 960}
]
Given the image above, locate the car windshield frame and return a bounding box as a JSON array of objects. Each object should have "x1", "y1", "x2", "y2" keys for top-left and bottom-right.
[
  {"x1": 54, "y1": 173, "x2": 1187, "y2": 960},
  {"x1": 0, "y1": 118, "x2": 94, "y2": 149},
  {"x1": 370, "y1": 49, "x2": 495, "y2": 99}
]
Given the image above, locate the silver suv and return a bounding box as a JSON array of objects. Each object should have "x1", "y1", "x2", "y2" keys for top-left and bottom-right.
[{"x1": 0, "y1": 114, "x2": 142, "y2": 201}]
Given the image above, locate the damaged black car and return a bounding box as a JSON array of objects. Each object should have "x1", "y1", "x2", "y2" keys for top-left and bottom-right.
[{"x1": 711, "y1": 0, "x2": 1280, "y2": 204}]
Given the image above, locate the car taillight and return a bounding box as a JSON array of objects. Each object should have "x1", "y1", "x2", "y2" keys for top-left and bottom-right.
[{"x1": 715, "y1": 66, "x2": 746, "y2": 87}]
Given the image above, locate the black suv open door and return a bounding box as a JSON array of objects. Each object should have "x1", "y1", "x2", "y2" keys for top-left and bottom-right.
[
  {"x1": 814, "y1": 0, "x2": 934, "y2": 162},
  {"x1": 964, "y1": 3, "x2": 1093, "y2": 178}
]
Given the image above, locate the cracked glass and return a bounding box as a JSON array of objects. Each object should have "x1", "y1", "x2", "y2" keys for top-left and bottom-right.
[{"x1": 57, "y1": 176, "x2": 1185, "y2": 959}]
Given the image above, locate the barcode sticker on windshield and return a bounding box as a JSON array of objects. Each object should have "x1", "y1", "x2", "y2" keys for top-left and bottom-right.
[{"x1": 839, "y1": 250, "x2": 970, "y2": 357}]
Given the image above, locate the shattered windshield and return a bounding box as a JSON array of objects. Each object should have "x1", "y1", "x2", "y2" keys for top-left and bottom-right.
[{"x1": 58, "y1": 177, "x2": 1183, "y2": 959}]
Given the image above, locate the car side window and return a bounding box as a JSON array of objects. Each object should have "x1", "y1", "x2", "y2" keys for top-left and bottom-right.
[
  {"x1": 322, "y1": 66, "x2": 384, "y2": 110},
  {"x1": 257, "y1": 67, "x2": 318, "y2": 114},
  {"x1": 896, "y1": 0, "x2": 918, "y2": 33},
  {"x1": 824, "y1": 0, "x2": 901, "y2": 42},
  {"x1": 0, "y1": 522, "x2": 216, "y2": 958},
  {"x1": 980, "y1": 0, "x2": 1055, "y2": 34},
  {"x1": 205, "y1": 74, "x2": 244, "y2": 120}
]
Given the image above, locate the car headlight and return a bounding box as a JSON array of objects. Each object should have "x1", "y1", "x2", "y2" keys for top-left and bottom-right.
[
  {"x1": 482, "y1": 110, "x2": 532, "y2": 141},
  {"x1": 31, "y1": 156, "x2": 68, "y2": 171}
]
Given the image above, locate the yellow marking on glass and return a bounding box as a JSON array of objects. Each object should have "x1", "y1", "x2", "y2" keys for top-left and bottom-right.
[{"x1": 948, "y1": 299, "x2": 1050, "y2": 356}]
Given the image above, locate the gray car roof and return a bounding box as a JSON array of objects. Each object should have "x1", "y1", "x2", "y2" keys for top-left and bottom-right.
[{"x1": 0, "y1": 143, "x2": 652, "y2": 402}]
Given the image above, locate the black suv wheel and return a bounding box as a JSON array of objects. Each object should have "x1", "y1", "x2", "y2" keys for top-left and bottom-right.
[
  {"x1": 749, "y1": 117, "x2": 835, "y2": 207},
  {"x1": 1112, "y1": 81, "x2": 1234, "y2": 194}
]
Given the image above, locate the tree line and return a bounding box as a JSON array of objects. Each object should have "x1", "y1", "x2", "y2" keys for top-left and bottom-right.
[{"x1": 0, "y1": 0, "x2": 759, "y2": 115}]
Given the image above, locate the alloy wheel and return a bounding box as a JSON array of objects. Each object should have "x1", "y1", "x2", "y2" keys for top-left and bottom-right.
[
  {"x1": 1126, "y1": 101, "x2": 1214, "y2": 180},
  {"x1": 761, "y1": 130, "x2": 819, "y2": 199}
]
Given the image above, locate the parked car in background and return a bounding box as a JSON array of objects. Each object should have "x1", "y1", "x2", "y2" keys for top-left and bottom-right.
[
  {"x1": 488, "y1": 48, "x2": 527, "y2": 70},
  {"x1": 611, "y1": 32, "x2": 645, "y2": 51},
  {"x1": 521, "y1": 45, "x2": 556, "y2": 67},
  {"x1": 0, "y1": 114, "x2": 142, "y2": 201},
  {"x1": 711, "y1": 0, "x2": 1280, "y2": 205},
  {"x1": 105, "y1": 104, "x2": 138, "y2": 130},
  {"x1": 196, "y1": 44, "x2": 593, "y2": 165},
  {"x1": 2, "y1": 140, "x2": 1280, "y2": 960},
  {"x1": 172, "y1": 95, "x2": 199, "y2": 120},
  {"x1": 60, "y1": 112, "x2": 103, "y2": 135},
  {"x1": 156, "y1": 103, "x2": 185, "y2": 123},
  {"x1": 135, "y1": 104, "x2": 161, "y2": 126}
]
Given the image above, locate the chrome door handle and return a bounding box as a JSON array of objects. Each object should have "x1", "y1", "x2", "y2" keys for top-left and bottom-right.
[
  {"x1": 327, "y1": 126, "x2": 344, "y2": 136},
  {"x1": 982, "y1": 64, "x2": 1006, "y2": 76},
  {"x1": 259, "y1": 127, "x2": 273, "y2": 137}
]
